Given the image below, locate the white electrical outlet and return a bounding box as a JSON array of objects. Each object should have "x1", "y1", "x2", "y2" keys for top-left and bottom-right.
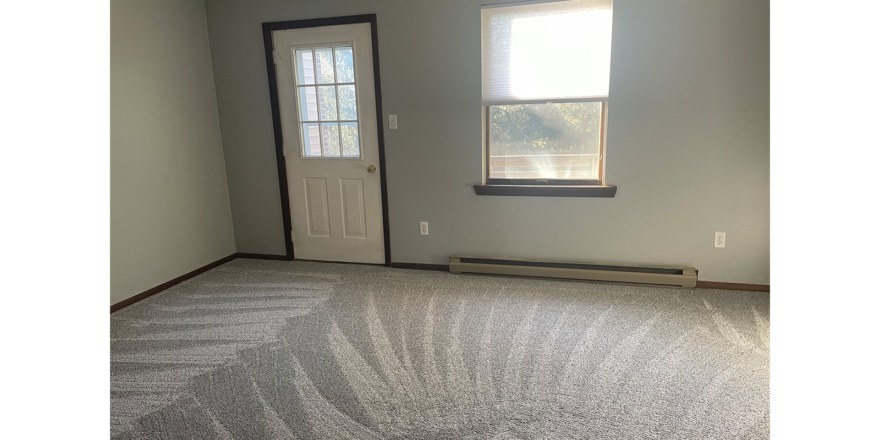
[
  {"x1": 714, "y1": 231, "x2": 726, "y2": 248},
  {"x1": 420, "y1": 222, "x2": 428, "y2": 235},
  {"x1": 389, "y1": 115, "x2": 398, "y2": 129}
]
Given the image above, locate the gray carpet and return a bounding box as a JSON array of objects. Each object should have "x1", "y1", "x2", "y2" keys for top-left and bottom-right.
[{"x1": 111, "y1": 259, "x2": 769, "y2": 439}]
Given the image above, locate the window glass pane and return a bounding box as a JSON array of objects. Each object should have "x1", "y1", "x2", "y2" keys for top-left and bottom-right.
[
  {"x1": 489, "y1": 102, "x2": 602, "y2": 179},
  {"x1": 298, "y1": 87, "x2": 318, "y2": 121},
  {"x1": 340, "y1": 122, "x2": 360, "y2": 157},
  {"x1": 337, "y1": 85, "x2": 357, "y2": 120},
  {"x1": 314, "y1": 48, "x2": 335, "y2": 84},
  {"x1": 321, "y1": 123, "x2": 340, "y2": 157},
  {"x1": 295, "y1": 50, "x2": 315, "y2": 85},
  {"x1": 302, "y1": 123, "x2": 321, "y2": 157},
  {"x1": 317, "y1": 86, "x2": 337, "y2": 121},
  {"x1": 335, "y1": 47, "x2": 355, "y2": 83}
]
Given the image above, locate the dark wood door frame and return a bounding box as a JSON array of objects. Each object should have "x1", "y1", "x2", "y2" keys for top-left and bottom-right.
[{"x1": 262, "y1": 14, "x2": 392, "y2": 266}]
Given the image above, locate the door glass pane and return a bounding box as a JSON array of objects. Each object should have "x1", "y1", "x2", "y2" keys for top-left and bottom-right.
[
  {"x1": 314, "y1": 48, "x2": 335, "y2": 84},
  {"x1": 318, "y1": 86, "x2": 337, "y2": 121},
  {"x1": 302, "y1": 123, "x2": 321, "y2": 157},
  {"x1": 335, "y1": 47, "x2": 355, "y2": 83},
  {"x1": 296, "y1": 44, "x2": 360, "y2": 159},
  {"x1": 294, "y1": 50, "x2": 315, "y2": 85},
  {"x1": 321, "y1": 123, "x2": 340, "y2": 157},
  {"x1": 337, "y1": 85, "x2": 357, "y2": 120},
  {"x1": 340, "y1": 122, "x2": 360, "y2": 157},
  {"x1": 298, "y1": 87, "x2": 318, "y2": 121},
  {"x1": 489, "y1": 102, "x2": 603, "y2": 179}
]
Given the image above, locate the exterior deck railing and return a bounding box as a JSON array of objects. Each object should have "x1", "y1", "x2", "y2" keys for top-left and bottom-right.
[{"x1": 489, "y1": 154, "x2": 600, "y2": 179}]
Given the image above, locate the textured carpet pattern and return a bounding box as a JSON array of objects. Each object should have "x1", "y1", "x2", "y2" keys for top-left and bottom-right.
[{"x1": 111, "y1": 259, "x2": 769, "y2": 439}]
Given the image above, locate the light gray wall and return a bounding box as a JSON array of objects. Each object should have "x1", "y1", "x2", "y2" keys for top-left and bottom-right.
[
  {"x1": 112, "y1": 0, "x2": 236, "y2": 305},
  {"x1": 205, "y1": 0, "x2": 769, "y2": 285}
]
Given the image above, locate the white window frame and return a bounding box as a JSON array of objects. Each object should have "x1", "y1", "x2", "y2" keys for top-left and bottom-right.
[{"x1": 480, "y1": 0, "x2": 613, "y2": 186}]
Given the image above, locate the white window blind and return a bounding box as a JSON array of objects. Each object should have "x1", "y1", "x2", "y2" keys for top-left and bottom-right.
[{"x1": 481, "y1": 0, "x2": 613, "y2": 105}]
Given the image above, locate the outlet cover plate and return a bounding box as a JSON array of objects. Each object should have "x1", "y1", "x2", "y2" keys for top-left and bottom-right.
[{"x1": 714, "y1": 231, "x2": 726, "y2": 248}]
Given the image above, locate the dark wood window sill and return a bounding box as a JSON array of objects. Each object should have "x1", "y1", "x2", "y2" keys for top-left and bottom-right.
[{"x1": 473, "y1": 184, "x2": 617, "y2": 198}]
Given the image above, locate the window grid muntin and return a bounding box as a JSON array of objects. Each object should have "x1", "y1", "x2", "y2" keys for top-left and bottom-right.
[{"x1": 293, "y1": 44, "x2": 361, "y2": 159}]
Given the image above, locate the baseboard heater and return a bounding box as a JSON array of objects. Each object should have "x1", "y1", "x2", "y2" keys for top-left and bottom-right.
[{"x1": 449, "y1": 257, "x2": 697, "y2": 288}]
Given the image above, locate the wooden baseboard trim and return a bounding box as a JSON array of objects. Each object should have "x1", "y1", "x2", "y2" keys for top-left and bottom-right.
[
  {"x1": 696, "y1": 281, "x2": 769, "y2": 292},
  {"x1": 111, "y1": 253, "x2": 238, "y2": 313},
  {"x1": 236, "y1": 253, "x2": 290, "y2": 261},
  {"x1": 390, "y1": 262, "x2": 450, "y2": 272}
]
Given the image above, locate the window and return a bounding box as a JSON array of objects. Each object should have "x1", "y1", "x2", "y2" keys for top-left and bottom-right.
[
  {"x1": 294, "y1": 46, "x2": 361, "y2": 158},
  {"x1": 479, "y1": 0, "x2": 615, "y2": 196}
]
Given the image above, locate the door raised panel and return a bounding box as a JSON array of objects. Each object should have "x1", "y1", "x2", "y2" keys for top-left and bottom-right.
[
  {"x1": 304, "y1": 178, "x2": 330, "y2": 237},
  {"x1": 340, "y1": 178, "x2": 366, "y2": 239}
]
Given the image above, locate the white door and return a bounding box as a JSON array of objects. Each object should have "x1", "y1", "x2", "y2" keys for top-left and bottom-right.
[{"x1": 273, "y1": 23, "x2": 385, "y2": 264}]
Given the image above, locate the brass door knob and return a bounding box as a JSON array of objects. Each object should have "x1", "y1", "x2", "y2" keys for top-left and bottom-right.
[{"x1": 367, "y1": 165, "x2": 377, "y2": 173}]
